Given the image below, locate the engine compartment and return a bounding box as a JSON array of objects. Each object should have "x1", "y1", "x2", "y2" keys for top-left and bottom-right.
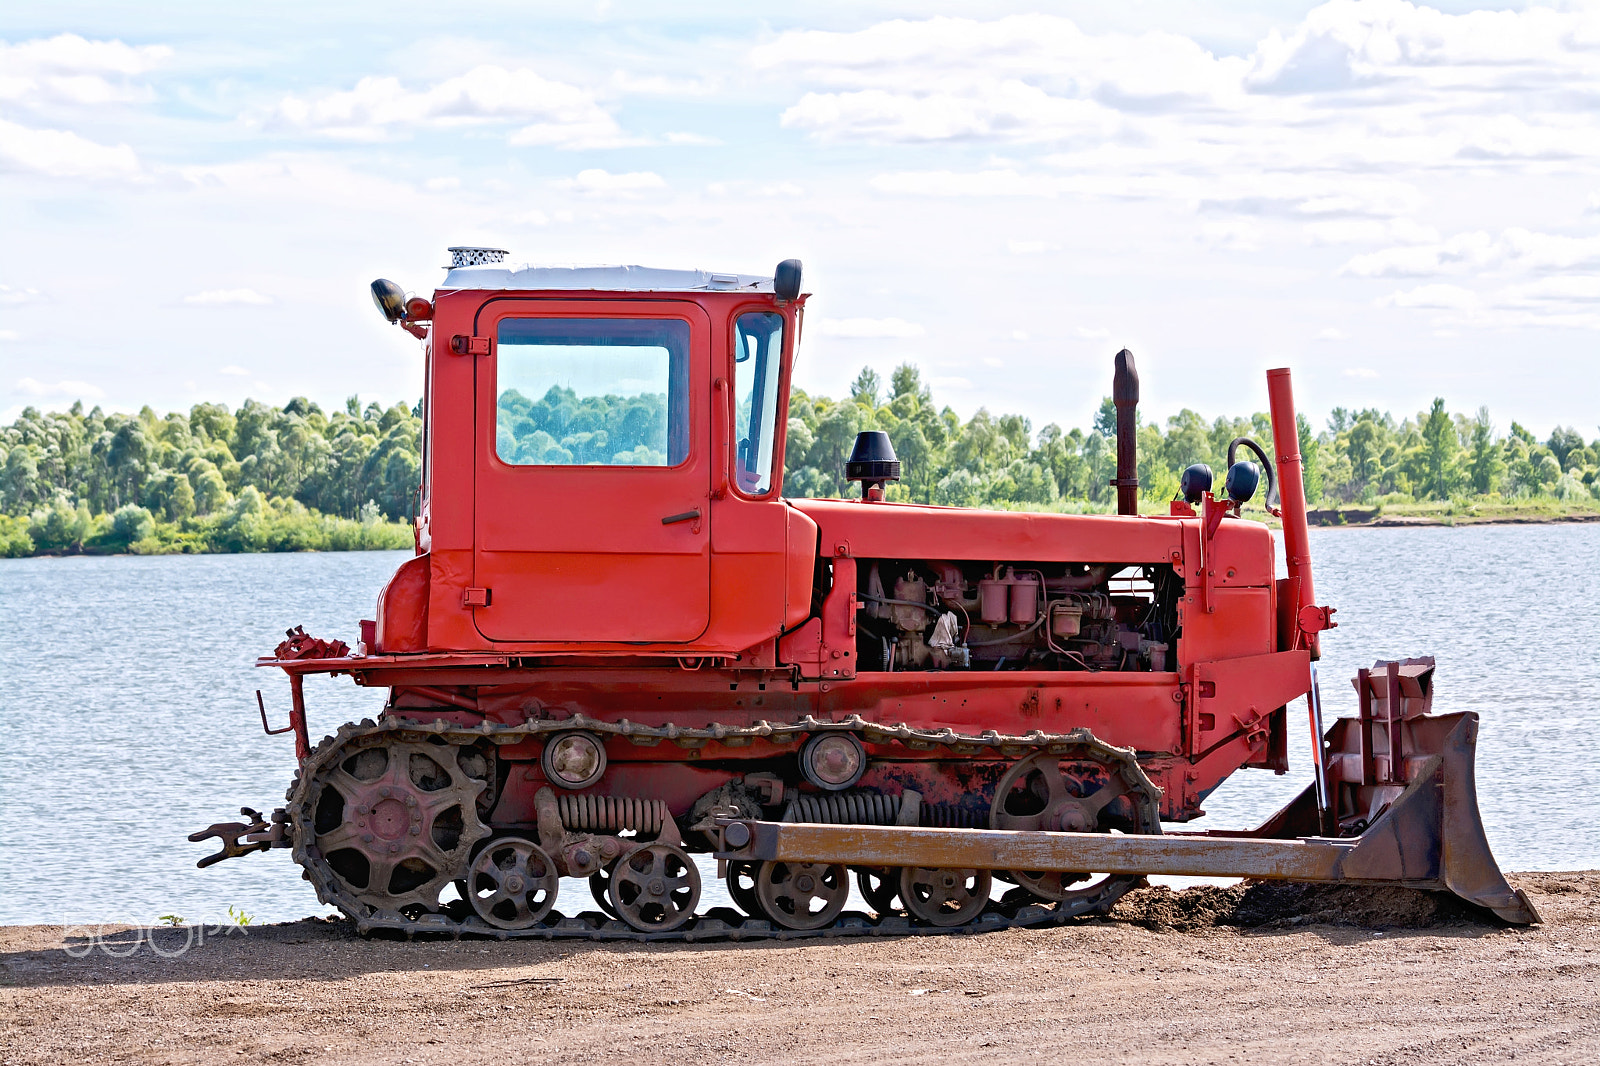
[{"x1": 853, "y1": 559, "x2": 1183, "y2": 673}]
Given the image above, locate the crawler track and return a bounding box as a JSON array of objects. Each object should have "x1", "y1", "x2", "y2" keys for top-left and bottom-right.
[{"x1": 287, "y1": 714, "x2": 1163, "y2": 941}]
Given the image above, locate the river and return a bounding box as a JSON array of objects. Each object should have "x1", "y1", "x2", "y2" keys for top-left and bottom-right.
[{"x1": 1, "y1": 524, "x2": 1595, "y2": 925}]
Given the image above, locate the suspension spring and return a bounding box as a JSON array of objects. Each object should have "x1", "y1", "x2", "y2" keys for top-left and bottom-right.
[
  {"x1": 556, "y1": 794, "x2": 669, "y2": 835},
  {"x1": 783, "y1": 791, "x2": 901, "y2": 825},
  {"x1": 920, "y1": 802, "x2": 986, "y2": 829}
]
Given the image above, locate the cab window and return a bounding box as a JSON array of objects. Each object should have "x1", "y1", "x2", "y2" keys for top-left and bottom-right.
[
  {"x1": 495, "y1": 318, "x2": 690, "y2": 467},
  {"x1": 732, "y1": 312, "x2": 784, "y2": 495}
]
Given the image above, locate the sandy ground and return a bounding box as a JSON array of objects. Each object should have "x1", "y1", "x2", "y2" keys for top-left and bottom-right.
[{"x1": 1, "y1": 872, "x2": 1596, "y2": 1066}]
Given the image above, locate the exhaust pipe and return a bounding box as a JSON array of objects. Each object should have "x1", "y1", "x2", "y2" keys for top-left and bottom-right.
[
  {"x1": 1112, "y1": 349, "x2": 1139, "y2": 515},
  {"x1": 1266, "y1": 368, "x2": 1321, "y2": 657}
]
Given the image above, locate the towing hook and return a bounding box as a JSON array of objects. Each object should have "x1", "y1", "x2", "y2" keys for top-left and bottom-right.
[{"x1": 188, "y1": 806, "x2": 287, "y2": 869}]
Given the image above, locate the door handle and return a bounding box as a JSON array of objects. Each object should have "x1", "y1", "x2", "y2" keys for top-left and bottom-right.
[
  {"x1": 661, "y1": 509, "x2": 702, "y2": 525},
  {"x1": 711, "y1": 376, "x2": 730, "y2": 499}
]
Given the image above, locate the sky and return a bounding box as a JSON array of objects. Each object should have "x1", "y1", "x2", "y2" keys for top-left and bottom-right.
[{"x1": 3, "y1": 0, "x2": 1599, "y2": 437}]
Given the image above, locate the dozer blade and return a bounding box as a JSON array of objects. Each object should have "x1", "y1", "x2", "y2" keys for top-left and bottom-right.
[{"x1": 718, "y1": 708, "x2": 1538, "y2": 925}]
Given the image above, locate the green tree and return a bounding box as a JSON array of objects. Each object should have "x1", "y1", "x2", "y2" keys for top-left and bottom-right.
[
  {"x1": 1419, "y1": 398, "x2": 1460, "y2": 500},
  {"x1": 1467, "y1": 408, "x2": 1504, "y2": 495}
]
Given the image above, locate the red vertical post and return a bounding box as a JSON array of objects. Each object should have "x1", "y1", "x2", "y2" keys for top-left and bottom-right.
[
  {"x1": 289, "y1": 672, "x2": 311, "y2": 762},
  {"x1": 1385, "y1": 660, "x2": 1404, "y2": 785},
  {"x1": 1266, "y1": 368, "x2": 1318, "y2": 658},
  {"x1": 1356, "y1": 667, "x2": 1374, "y2": 787}
]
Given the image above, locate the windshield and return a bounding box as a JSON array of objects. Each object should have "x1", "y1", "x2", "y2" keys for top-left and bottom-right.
[{"x1": 732, "y1": 312, "x2": 784, "y2": 495}]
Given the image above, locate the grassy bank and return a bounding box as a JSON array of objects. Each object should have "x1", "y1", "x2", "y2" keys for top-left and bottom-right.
[{"x1": 0, "y1": 487, "x2": 411, "y2": 558}]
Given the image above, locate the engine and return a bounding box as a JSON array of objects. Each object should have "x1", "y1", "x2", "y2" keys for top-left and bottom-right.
[{"x1": 855, "y1": 559, "x2": 1180, "y2": 673}]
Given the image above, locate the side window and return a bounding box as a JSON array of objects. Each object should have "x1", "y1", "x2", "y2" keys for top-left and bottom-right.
[
  {"x1": 732, "y1": 312, "x2": 784, "y2": 495},
  {"x1": 495, "y1": 318, "x2": 690, "y2": 467}
]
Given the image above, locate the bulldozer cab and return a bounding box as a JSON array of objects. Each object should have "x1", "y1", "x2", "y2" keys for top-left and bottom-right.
[
  {"x1": 471, "y1": 298, "x2": 715, "y2": 643},
  {"x1": 420, "y1": 260, "x2": 803, "y2": 649}
]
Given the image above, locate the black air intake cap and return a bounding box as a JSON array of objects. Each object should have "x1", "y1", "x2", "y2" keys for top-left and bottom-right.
[{"x1": 845, "y1": 430, "x2": 901, "y2": 484}]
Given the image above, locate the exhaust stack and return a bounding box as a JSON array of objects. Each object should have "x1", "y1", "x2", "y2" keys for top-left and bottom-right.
[
  {"x1": 1112, "y1": 349, "x2": 1140, "y2": 515},
  {"x1": 1267, "y1": 368, "x2": 1321, "y2": 657}
]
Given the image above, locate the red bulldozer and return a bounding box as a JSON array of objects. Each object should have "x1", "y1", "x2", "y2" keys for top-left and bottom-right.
[{"x1": 192, "y1": 247, "x2": 1536, "y2": 938}]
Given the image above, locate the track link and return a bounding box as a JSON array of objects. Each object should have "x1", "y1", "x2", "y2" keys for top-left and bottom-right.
[{"x1": 287, "y1": 713, "x2": 1162, "y2": 941}]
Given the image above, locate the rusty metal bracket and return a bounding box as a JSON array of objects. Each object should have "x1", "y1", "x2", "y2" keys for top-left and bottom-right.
[
  {"x1": 257, "y1": 690, "x2": 293, "y2": 736},
  {"x1": 188, "y1": 807, "x2": 286, "y2": 869}
]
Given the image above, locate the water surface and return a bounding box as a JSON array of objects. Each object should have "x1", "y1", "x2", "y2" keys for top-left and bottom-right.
[{"x1": 1, "y1": 524, "x2": 1595, "y2": 925}]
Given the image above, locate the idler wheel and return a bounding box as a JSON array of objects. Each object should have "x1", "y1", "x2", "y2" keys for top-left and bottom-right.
[
  {"x1": 799, "y1": 733, "x2": 866, "y2": 792},
  {"x1": 608, "y1": 844, "x2": 701, "y2": 933},
  {"x1": 755, "y1": 860, "x2": 850, "y2": 930},
  {"x1": 541, "y1": 731, "x2": 607, "y2": 791},
  {"x1": 854, "y1": 866, "x2": 901, "y2": 915},
  {"x1": 725, "y1": 860, "x2": 767, "y2": 919},
  {"x1": 467, "y1": 837, "x2": 558, "y2": 929},
  {"x1": 899, "y1": 866, "x2": 992, "y2": 927}
]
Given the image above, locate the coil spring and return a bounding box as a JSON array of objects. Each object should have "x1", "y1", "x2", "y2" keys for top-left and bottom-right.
[
  {"x1": 919, "y1": 802, "x2": 986, "y2": 829},
  {"x1": 784, "y1": 791, "x2": 902, "y2": 825},
  {"x1": 556, "y1": 794, "x2": 669, "y2": 835}
]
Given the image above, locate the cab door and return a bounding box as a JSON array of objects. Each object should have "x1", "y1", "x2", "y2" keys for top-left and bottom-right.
[{"x1": 471, "y1": 299, "x2": 711, "y2": 643}]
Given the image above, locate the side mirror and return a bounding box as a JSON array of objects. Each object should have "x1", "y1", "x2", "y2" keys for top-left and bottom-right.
[{"x1": 774, "y1": 259, "x2": 802, "y2": 302}]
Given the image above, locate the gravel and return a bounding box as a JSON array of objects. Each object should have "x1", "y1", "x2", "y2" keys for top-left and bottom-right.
[{"x1": 2, "y1": 871, "x2": 1595, "y2": 1065}]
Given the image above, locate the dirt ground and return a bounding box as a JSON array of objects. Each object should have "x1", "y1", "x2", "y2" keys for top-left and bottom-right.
[{"x1": 2, "y1": 873, "x2": 1596, "y2": 1066}]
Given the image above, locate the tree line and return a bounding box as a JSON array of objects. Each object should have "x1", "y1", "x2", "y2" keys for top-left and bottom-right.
[
  {"x1": 784, "y1": 365, "x2": 1598, "y2": 511},
  {"x1": 3, "y1": 363, "x2": 1595, "y2": 557},
  {"x1": 0, "y1": 396, "x2": 418, "y2": 556}
]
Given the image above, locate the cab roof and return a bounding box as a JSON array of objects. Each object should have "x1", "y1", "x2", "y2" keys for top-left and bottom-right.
[{"x1": 438, "y1": 262, "x2": 776, "y2": 294}]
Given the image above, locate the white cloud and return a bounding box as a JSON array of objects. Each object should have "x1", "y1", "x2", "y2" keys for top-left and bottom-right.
[
  {"x1": 930, "y1": 376, "x2": 973, "y2": 391},
  {"x1": 184, "y1": 289, "x2": 272, "y2": 306},
  {"x1": 754, "y1": 2, "x2": 1600, "y2": 238},
  {"x1": 754, "y1": 16, "x2": 1242, "y2": 112},
  {"x1": 0, "y1": 33, "x2": 171, "y2": 107},
  {"x1": 1304, "y1": 219, "x2": 1438, "y2": 246},
  {"x1": 1076, "y1": 326, "x2": 1111, "y2": 340},
  {"x1": 220, "y1": 365, "x2": 250, "y2": 376},
  {"x1": 663, "y1": 131, "x2": 721, "y2": 146},
  {"x1": 15, "y1": 376, "x2": 105, "y2": 399},
  {"x1": 1499, "y1": 275, "x2": 1600, "y2": 305},
  {"x1": 817, "y1": 317, "x2": 926, "y2": 339},
  {"x1": 1382, "y1": 274, "x2": 1600, "y2": 332},
  {"x1": 0, "y1": 285, "x2": 44, "y2": 305},
  {"x1": 1343, "y1": 227, "x2": 1600, "y2": 279},
  {"x1": 0, "y1": 117, "x2": 141, "y2": 179},
  {"x1": 422, "y1": 176, "x2": 459, "y2": 192},
  {"x1": 1342, "y1": 367, "x2": 1378, "y2": 379},
  {"x1": 983, "y1": 356, "x2": 1005, "y2": 366},
  {"x1": 871, "y1": 169, "x2": 1068, "y2": 198},
  {"x1": 271, "y1": 66, "x2": 623, "y2": 149},
  {"x1": 611, "y1": 73, "x2": 719, "y2": 97},
  {"x1": 1200, "y1": 221, "x2": 1262, "y2": 252},
  {"x1": 1006, "y1": 240, "x2": 1058, "y2": 255},
  {"x1": 1008, "y1": 331, "x2": 1029, "y2": 342},
  {"x1": 1317, "y1": 328, "x2": 1347, "y2": 341},
  {"x1": 782, "y1": 84, "x2": 1123, "y2": 144},
  {"x1": 0, "y1": 329, "x2": 19, "y2": 342},
  {"x1": 1382, "y1": 283, "x2": 1478, "y2": 312},
  {"x1": 551, "y1": 168, "x2": 665, "y2": 194}
]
